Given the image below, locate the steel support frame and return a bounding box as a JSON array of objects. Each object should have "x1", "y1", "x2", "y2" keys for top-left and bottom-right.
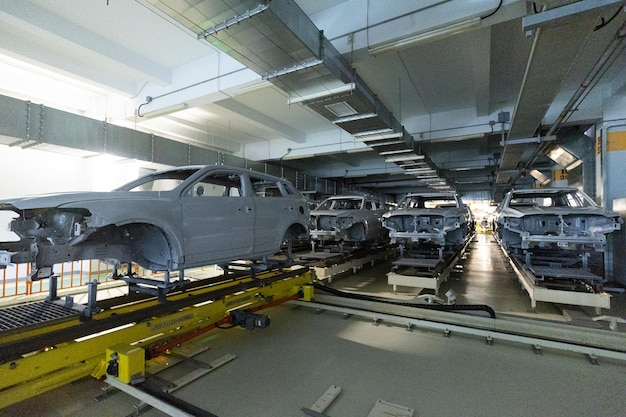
[
  {"x1": 501, "y1": 244, "x2": 611, "y2": 312},
  {"x1": 313, "y1": 247, "x2": 398, "y2": 282},
  {"x1": 387, "y1": 234, "x2": 472, "y2": 295},
  {"x1": 0, "y1": 269, "x2": 313, "y2": 409}
]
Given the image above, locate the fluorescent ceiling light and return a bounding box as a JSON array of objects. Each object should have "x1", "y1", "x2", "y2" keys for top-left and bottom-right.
[
  {"x1": 546, "y1": 145, "x2": 579, "y2": 169},
  {"x1": 369, "y1": 17, "x2": 481, "y2": 56},
  {"x1": 449, "y1": 165, "x2": 486, "y2": 171},
  {"x1": 232, "y1": 80, "x2": 271, "y2": 95},
  {"x1": 379, "y1": 149, "x2": 413, "y2": 156},
  {"x1": 423, "y1": 133, "x2": 485, "y2": 143},
  {"x1": 351, "y1": 128, "x2": 395, "y2": 137},
  {"x1": 333, "y1": 113, "x2": 377, "y2": 124},
  {"x1": 405, "y1": 168, "x2": 436, "y2": 173},
  {"x1": 385, "y1": 154, "x2": 425, "y2": 163},
  {"x1": 141, "y1": 103, "x2": 188, "y2": 118},
  {"x1": 354, "y1": 131, "x2": 403, "y2": 141},
  {"x1": 368, "y1": 140, "x2": 406, "y2": 147},
  {"x1": 288, "y1": 83, "x2": 355, "y2": 105},
  {"x1": 399, "y1": 161, "x2": 428, "y2": 168},
  {"x1": 529, "y1": 169, "x2": 550, "y2": 186},
  {"x1": 565, "y1": 159, "x2": 583, "y2": 171}
]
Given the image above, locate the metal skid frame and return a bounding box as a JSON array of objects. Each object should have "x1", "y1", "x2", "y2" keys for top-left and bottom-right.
[
  {"x1": 308, "y1": 247, "x2": 399, "y2": 282},
  {"x1": 505, "y1": 248, "x2": 611, "y2": 313},
  {"x1": 387, "y1": 236, "x2": 472, "y2": 296},
  {"x1": 493, "y1": 227, "x2": 612, "y2": 312}
]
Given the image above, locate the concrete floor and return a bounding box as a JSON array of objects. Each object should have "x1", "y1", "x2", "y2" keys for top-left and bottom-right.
[{"x1": 2, "y1": 233, "x2": 626, "y2": 417}]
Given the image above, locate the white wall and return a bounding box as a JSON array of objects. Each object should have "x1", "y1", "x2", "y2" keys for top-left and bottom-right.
[
  {"x1": 0, "y1": 145, "x2": 91, "y2": 198},
  {"x1": 0, "y1": 145, "x2": 169, "y2": 199}
]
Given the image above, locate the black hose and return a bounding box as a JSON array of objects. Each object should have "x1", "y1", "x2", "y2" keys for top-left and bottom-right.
[{"x1": 313, "y1": 282, "x2": 496, "y2": 318}]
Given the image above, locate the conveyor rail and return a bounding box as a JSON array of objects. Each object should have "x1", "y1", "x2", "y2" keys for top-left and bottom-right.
[
  {"x1": 0, "y1": 266, "x2": 308, "y2": 362},
  {"x1": 290, "y1": 295, "x2": 626, "y2": 362}
]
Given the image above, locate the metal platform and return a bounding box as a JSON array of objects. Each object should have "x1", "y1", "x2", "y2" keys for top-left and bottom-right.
[
  {"x1": 298, "y1": 251, "x2": 346, "y2": 261},
  {"x1": 387, "y1": 237, "x2": 472, "y2": 296},
  {"x1": 391, "y1": 257, "x2": 442, "y2": 269},
  {"x1": 312, "y1": 247, "x2": 399, "y2": 282},
  {"x1": 529, "y1": 265, "x2": 602, "y2": 281},
  {"x1": 0, "y1": 300, "x2": 80, "y2": 332},
  {"x1": 501, "y1": 248, "x2": 611, "y2": 313}
]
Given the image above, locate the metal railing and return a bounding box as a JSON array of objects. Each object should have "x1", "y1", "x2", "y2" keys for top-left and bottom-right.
[{"x1": 0, "y1": 260, "x2": 146, "y2": 299}]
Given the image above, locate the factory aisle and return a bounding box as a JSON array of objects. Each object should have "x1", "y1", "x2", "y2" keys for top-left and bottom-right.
[
  {"x1": 444, "y1": 232, "x2": 565, "y2": 319},
  {"x1": 327, "y1": 233, "x2": 564, "y2": 319},
  {"x1": 2, "y1": 234, "x2": 625, "y2": 417},
  {"x1": 327, "y1": 232, "x2": 626, "y2": 328},
  {"x1": 3, "y1": 301, "x2": 625, "y2": 417}
]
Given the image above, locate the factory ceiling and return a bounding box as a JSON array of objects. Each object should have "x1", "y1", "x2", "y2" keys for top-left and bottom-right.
[{"x1": 0, "y1": 0, "x2": 625, "y2": 200}]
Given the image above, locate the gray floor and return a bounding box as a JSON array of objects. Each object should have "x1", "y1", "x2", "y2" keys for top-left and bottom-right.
[{"x1": 3, "y1": 233, "x2": 626, "y2": 417}]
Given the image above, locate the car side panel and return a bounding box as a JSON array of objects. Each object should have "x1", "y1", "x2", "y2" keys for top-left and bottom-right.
[{"x1": 181, "y1": 195, "x2": 255, "y2": 266}]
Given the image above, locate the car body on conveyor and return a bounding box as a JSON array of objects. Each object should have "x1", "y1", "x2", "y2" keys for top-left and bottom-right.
[
  {"x1": 309, "y1": 195, "x2": 388, "y2": 247},
  {"x1": 382, "y1": 192, "x2": 473, "y2": 250},
  {"x1": 0, "y1": 165, "x2": 309, "y2": 280},
  {"x1": 493, "y1": 187, "x2": 622, "y2": 253}
]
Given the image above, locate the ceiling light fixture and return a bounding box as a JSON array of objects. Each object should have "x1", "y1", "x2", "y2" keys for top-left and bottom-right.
[
  {"x1": 399, "y1": 161, "x2": 428, "y2": 168},
  {"x1": 379, "y1": 149, "x2": 414, "y2": 156},
  {"x1": 368, "y1": 140, "x2": 406, "y2": 147},
  {"x1": 529, "y1": 169, "x2": 551, "y2": 186},
  {"x1": 353, "y1": 131, "x2": 403, "y2": 141},
  {"x1": 333, "y1": 112, "x2": 378, "y2": 124},
  {"x1": 140, "y1": 103, "x2": 188, "y2": 118},
  {"x1": 546, "y1": 145, "x2": 581, "y2": 170},
  {"x1": 232, "y1": 80, "x2": 272, "y2": 96},
  {"x1": 449, "y1": 165, "x2": 486, "y2": 171},
  {"x1": 369, "y1": 17, "x2": 481, "y2": 56},
  {"x1": 288, "y1": 83, "x2": 355, "y2": 105},
  {"x1": 565, "y1": 159, "x2": 583, "y2": 171},
  {"x1": 385, "y1": 154, "x2": 425, "y2": 163}
]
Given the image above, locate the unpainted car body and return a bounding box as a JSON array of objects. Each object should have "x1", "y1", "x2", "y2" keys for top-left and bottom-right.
[
  {"x1": 0, "y1": 165, "x2": 309, "y2": 279},
  {"x1": 494, "y1": 187, "x2": 622, "y2": 253},
  {"x1": 382, "y1": 192, "x2": 473, "y2": 249},
  {"x1": 309, "y1": 196, "x2": 388, "y2": 245}
]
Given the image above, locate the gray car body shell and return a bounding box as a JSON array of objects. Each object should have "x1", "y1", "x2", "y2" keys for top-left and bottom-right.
[
  {"x1": 309, "y1": 196, "x2": 387, "y2": 243},
  {"x1": 382, "y1": 192, "x2": 472, "y2": 248},
  {"x1": 0, "y1": 165, "x2": 309, "y2": 272},
  {"x1": 494, "y1": 187, "x2": 622, "y2": 251}
]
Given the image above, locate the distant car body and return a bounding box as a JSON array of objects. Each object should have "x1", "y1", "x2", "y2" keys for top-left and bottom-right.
[
  {"x1": 0, "y1": 165, "x2": 309, "y2": 278},
  {"x1": 382, "y1": 192, "x2": 473, "y2": 249},
  {"x1": 309, "y1": 196, "x2": 388, "y2": 245},
  {"x1": 494, "y1": 188, "x2": 622, "y2": 253}
]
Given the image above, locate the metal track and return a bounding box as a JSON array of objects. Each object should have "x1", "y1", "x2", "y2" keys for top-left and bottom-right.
[
  {"x1": 0, "y1": 267, "x2": 308, "y2": 362},
  {"x1": 290, "y1": 295, "x2": 626, "y2": 362}
]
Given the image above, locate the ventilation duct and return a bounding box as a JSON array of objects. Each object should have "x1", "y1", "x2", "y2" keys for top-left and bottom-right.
[{"x1": 143, "y1": 0, "x2": 449, "y2": 189}]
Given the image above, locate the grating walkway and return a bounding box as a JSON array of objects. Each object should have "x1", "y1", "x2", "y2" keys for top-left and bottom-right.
[{"x1": 0, "y1": 300, "x2": 80, "y2": 332}]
